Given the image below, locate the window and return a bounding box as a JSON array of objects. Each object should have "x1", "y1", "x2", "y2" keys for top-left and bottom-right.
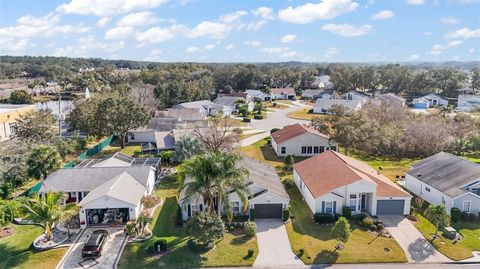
[
  {"x1": 130, "y1": 133, "x2": 135, "y2": 140},
  {"x1": 232, "y1": 202, "x2": 240, "y2": 213},
  {"x1": 307, "y1": 146, "x2": 313, "y2": 154},
  {"x1": 349, "y1": 194, "x2": 357, "y2": 211},
  {"x1": 330, "y1": 146, "x2": 337, "y2": 151},
  {"x1": 9, "y1": 123, "x2": 17, "y2": 135},
  {"x1": 441, "y1": 197, "x2": 446, "y2": 205},
  {"x1": 301, "y1": 146, "x2": 307, "y2": 154},
  {"x1": 463, "y1": 201, "x2": 471, "y2": 212},
  {"x1": 281, "y1": 147, "x2": 286, "y2": 154},
  {"x1": 325, "y1": 202, "x2": 333, "y2": 214},
  {"x1": 191, "y1": 205, "x2": 200, "y2": 214},
  {"x1": 313, "y1": 146, "x2": 319, "y2": 154},
  {"x1": 425, "y1": 186, "x2": 431, "y2": 192},
  {"x1": 319, "y1": 146, "x2": 325, "y2": 153}
]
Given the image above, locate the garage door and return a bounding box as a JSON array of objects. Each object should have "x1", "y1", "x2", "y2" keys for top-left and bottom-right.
[
  {"x1": 376, "y1": 200, "x2": 404, "y2": 215},
  {"x1": 254, "y1": 204, "x2": 283, "y2": 219}
]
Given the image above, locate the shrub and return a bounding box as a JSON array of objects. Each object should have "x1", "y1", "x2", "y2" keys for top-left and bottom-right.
[
  {"x1": 451, "y1": 207, "x2": 461, "y2": 222},
  {"x1": 308, "y1": 108, "x2": 313, "y2": 113},
  {"x1": 244, "y1": 221, "x2": 256, "y2": 237},
  {"x1": 249, "y1": 208, "x2": 254, "y2": 220},
  {"x1": 460, "y1": 211, "x2": 469, "y2": 221},
  {"x1": 331, "y1": 217, "x2": 351, "y2": 243},
  {"x1": 334, "y1": 213, "x2": 341, "y2": 222},
  {"x1": 10, "y1": 90, "x2": 32, "y2": 104},
  {"x1": 187, "y1": 239, "x2": 214, "y2": 252},
  {"x1": 468, "y1": 213, "x2": 477, "y2": 222},
  {"x1": 141, "y1": 195, "x2": 159, "y2": 209},
  {"x1": 253, "y1": 114, "x2": 264, "y2": 120},
  {"x1": 153, "y1": 239, "x2": 168, "y2": 252},
  {"x1": 370, "y1": 224, "x2": 377, "y2": 231},
  {"x1": 377, "y1": 223, "x2": 385, "y2": 231},
  {"x1": 272, "y1": 102, "x2": 277, "y2": 107},
  {"x1": 283, "y1": 180, "x2": 294, "y2": 189},
  {"x1": 283, "y1": 209, "x2": 290, "y2": 221},
  {"x1": 270, "y1": 128, "x2": 280, "y2": 134},
  {"x1": 362, "y1": 217, "x2": 374, "y2": 227},
  {"x1": 314, "y1": 213, "x2": 334, "y2": 224},
  {"x1": 342, "y1": 206, "x2": 352, "y2": 219},
  {"x1": 407, "y1": 215, "x2": 417, "y2": 221},
  {"x1": 243, "y1": 117, "x2": 251, "y2": 122},
  {"x1": 185, "y1": 213, "x2": 225, "y2": 245},
  {"x1": 350, "y1": 213, "x2": 367, "y2": 221},
  {"x1": 247, "y1": 249, "x2": 254, "y2": 257},
  {"x1": 298, "y1": 248, "x2": 305, "y2": 257}
]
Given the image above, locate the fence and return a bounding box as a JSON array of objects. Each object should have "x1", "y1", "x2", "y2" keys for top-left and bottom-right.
[{"x1": 21, "y1": 135, "x2": 114, "y2": 196}]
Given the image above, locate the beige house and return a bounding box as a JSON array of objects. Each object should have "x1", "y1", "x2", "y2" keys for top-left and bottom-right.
[
  {"x1": 271, "y1": 123, "x2": 337, "y2": 157},
  {"x1": 0, "y1": 104, "x2": 35, "y2": 141}
]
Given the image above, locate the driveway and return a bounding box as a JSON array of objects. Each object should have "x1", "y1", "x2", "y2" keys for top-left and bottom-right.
[
  {"x1": 253, "y1": 219, "x2": 305, "y2": 268},
  {"x1": 56, "y1": 227, "x2": 126, "y2": 269},
  {"x1": 381, "y1": 215, "x2": 450, "y2": 263},
  {"x1": 249, "y1": 102, "x2": 310, "y2": 131}
]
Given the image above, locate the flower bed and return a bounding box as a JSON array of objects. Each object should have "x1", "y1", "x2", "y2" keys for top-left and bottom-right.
[
  {"x1": 33, "y1": 229, "x2": 70, "y2": 251},
  {"x1": 0, "y1": 226, "x2": 15, "y2": 239}
]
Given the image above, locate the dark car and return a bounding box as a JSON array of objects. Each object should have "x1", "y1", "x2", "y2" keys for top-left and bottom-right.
[{"x1": 81, "y1": 230, "x2": 109, "y2": 257}]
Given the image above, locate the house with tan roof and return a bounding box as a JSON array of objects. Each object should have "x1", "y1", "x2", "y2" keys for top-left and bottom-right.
[
  {"x1": 271, "y1": 123, "x2": 337, "y2": 157},
  {"x1": 293, "y1": 151, "x2": 411, "y2": 216},
  {"x1": 271, "y1": 87, "x2": 296, "y2": 100}
]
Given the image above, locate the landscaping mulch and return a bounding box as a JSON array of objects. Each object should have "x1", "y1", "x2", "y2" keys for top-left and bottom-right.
[{"x1": 0, "y1": 226, "x2": 15, "y2": 239}]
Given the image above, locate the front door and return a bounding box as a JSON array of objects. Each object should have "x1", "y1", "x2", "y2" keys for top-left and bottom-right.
[{"x1": 361, "y1": 194, "x2": 367, "y2": 211}]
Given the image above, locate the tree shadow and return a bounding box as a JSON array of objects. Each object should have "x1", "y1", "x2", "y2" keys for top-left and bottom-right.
[
  {"x1": 314, "y1": 249, "x2": 339, "y2": 264},
  {"x1": 0, "y1": 239, "x2": 34, "y2": 269},
  {"x1": 231, "y1": 235, "x2": 250, "y2": 246},
  {"x1": 407, "y1": 238, "x2": 436, "y2": 262}
]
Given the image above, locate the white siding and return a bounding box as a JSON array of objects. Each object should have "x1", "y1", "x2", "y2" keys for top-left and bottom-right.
[
  {"x1": 274, "y1": 132, "x2": 337, "y2": 157},
  {"x1": 293, "y1": 170, "x2": 317, "y2": 213},
  {"x1": 314, "y1": 193, "x2": 344, "y2": 214},
  {"x1": 250, "y1": 192, "x2": 289, "y2": 209},
  {"x1": 453, "y1": 193, "x2": 480, "y2": 214},
  {"x1": 271, "y1": 136, "x2": 280, "y2": 155},
  {"x1": 128, "y1": 131, "x2": 155, "y2": 143},
  {"x1": 405, "y1": 174, "x2": 454, "y2": 211}
]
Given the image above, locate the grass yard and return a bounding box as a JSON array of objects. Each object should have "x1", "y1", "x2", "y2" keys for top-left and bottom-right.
[
  {"x1": 414, "y1": 214, "x2": 480, "y2": 260},
  {"x1": 239, "y1": 131, "x2": 267, "y2": 140},
  {"x1": 286, "y1": 108, "x2": 317, "y2": 120},
  {"x1": 0, "y1": 225, "x2": 67, "y2": 269},
  {"x1": 285, "y1": 181, "x2": 407, "y2": 264},
  {"x1": 119, "y1": 175, "x2": 258, "y2": 269},
  {"x1": 265, "y1": 102, "x2": 288, "y2": 110}
]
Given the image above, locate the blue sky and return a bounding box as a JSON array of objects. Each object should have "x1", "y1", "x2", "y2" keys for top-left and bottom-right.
[{"x1": 0, "y1": 0, "x2": 479, "y2": 62}]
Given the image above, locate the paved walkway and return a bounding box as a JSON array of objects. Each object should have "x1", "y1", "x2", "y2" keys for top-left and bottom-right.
[
  {"x1": 56, "y1": 227, "x2": 126, "y2": 269},
  {"x1": 382, "y1": 215, "x2": 450, "y2": 263},
  {"x1": 253, "y1": 219, "x2": 305, "y2": 268}
]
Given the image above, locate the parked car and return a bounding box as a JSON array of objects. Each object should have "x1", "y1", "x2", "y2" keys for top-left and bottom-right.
[{"x1": 81, "y1": 230, "x2": 109, "y2": 257}]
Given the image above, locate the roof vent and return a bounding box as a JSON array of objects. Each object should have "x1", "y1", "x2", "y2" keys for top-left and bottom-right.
[{"x1": 417, "y1": 173, "x2": 422, "y2": 177}]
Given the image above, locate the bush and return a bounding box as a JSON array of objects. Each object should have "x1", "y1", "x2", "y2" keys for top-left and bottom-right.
[
  {"x1": 272, "y1": 102, "x2": 277, "y2": 107},
  {"x1": 468, "y1": 213, "x2": 477, "y2": 222},
  {"x1": 460, "y1": 211, "x2": 470, "y2": 221},
  {"x1": 377, "y1": 223, "x2": 385, "y2": 231},
  {"x1": 334, "y1": 213, "x2": 341, "y2": 222},
  {"x1": 350, "y1": 213, "x2": 367, "y2": 221},
  {"x1": 253, "y1": 114, "x2": 264, "y2": 120},
  {"x1": 283, "y1": 180, "x2": 294, "y2": 189},
  {"x1": 308, "y1": 108, "x2": 313, "y2": 113},
  {"x1": 270, "y1": 128, "x2": 280, "y2": 134},
  {"x1": 370, "y1": 224, "x2": 377, "y2": 231},
  {"x1": 451, "y1": 207, "x2": 461, "y2": 222},
  {"x1": 314, "y1": 213, "x2": 334, "y2": 224},
  {"x1": 244, "y1": 221, "x2": 256, "y2": 237},
  {"x1": 125, "y1": 221, "x2": 137, "y2": 236},
  {"x1": 249, "y1": 208, "x2": 254, "y2": 220},
  {"x1": 243, "y1": 117, "x2": 251, "y2": 122},
  {"x1": 185, "y1": 213, "x2": 225, "y2": 245},
  {"x1": 9, "y1": 90, "x2": 32, "y2": 104},
  {"x1": 247, "y1": 249, "x2": 254, "y2": 258},
  {"x1": 298, "y1": 248, "x2": 305, "y2": 257},
  {"x1": 342, "y1": 206, "x2": 352, "y2": 219},
  {"x1": 153, "y1": 239, "x2": 168, "y2": 252},
  {"x1": 283, "y1": 209, "x2": 290, "y2": 221},
  {"x1": 362, "y1": 217, "x2": 374, "y2": 227},
  {"x1": 187, "y1": 239, "x2": 214, "y2": 252},
  {"x1": 141, "y1": 195, "x2": 159, "y2": 209}
]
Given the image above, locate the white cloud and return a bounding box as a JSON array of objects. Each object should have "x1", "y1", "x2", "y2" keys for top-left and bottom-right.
[
  {"x1": 260, "y1": 47, "x2": 299, "y2": 58},
  {"x1": 278, "y1": 0, "x2": 359, "y2": 24},
  {"x1": 470, "y1": 48, "x2": 475, "y2": 53},
  {"x1": 322, "y1": 24, "x2": 372, "y2": 37},
  {"x1": 117, "y1": 11, "x2": 160, "y2": 26},
  {"x1": 445, "y1": 27, "x2": 480, "y2": 39},
  {"x1": 252, "y1": 7, "x2": 274, "y2": 20},
  {"x1": 440, "y1": 16, "x2": 460, "y2": 24},
  {"x1": 424, "y1": 31, "x2": 433, "y2": 36},
  {"x1": 144, "y1": 48, "x2": 162, "y2": 61},
  {"x1": 0, "y1": 38, "x2": 35, "y2": 52},
  {"x1": 219, "y1": 10, "x2": 248, "y2": 23},
  {"x1": 54, "y1": 35, "x2": 123, "y2": 57},
  {"x1": 186, "y1": 46, "x2": 201, "y2": 53},
  {"x1": 323, "y1": 47, "x2": 339, "y2": 58},
  {"x1": 204, "y1": 44, "x2": 215, "y2": 50},
  {"x1": 244, "y1": 40, "x2": 261, "y2": 47},
  {"x1": 96, "y1": 17, "x2": 111, "y2": 27},
  {"x1": 430, "y1": 40, "x2": 463, "y2": 55},
  {"x1": 105, "y1": 26, "x2": 135, "y2": 39},
  {"x1": 245, "y1": 20, "x2": 267, "y2": 31},
  {"x1": 371, "y1": 10, "x2": 395, "y2": 20},
  {"x1": 186, "y1": 21, "x2": 232, "y2": 39},
  {"x1": 281, "y1": 34, "x2": 297, "y2": 43},
  {"x1": 225, "y1": 44, "x2": 234, "y2": 50},
  {"x1": 56, "y1": 0, "x2": 169, "y2": 16},
  {"x1": 135, "y1": 25, "x2": 184, "y2": 44},
  {"x1": 407, "y1": 54, "x2": 420, "y2": 60},
  {"x1": 406, "y1": 0, "x2": 425, "y2": 5}
]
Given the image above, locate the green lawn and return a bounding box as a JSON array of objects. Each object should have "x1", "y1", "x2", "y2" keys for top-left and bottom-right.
[
  {"x1": 0, "y1": 224, "x2": 67, "y2": 269},
  {"x1": 119, "y1": 175, "x2": 258, "y2": 268},
  {"x1": 414, "y1": 214, "x2": 480, "y2": 260},
  {"x1": 285, "y1": 181, "x2": 407, "y2": 264},
  {"x1": 239, "y1": 138, "x2": 308, "y2": 168},
  {"x1": 286, "y1": 108, "x2": 317, "y2": 120}
]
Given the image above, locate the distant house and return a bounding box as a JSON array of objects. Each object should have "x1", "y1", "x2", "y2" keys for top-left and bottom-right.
[
  {"x1": 217, "y1": 92, "x2": 250, "y2": 100},
  {"x1": 271, "y1": 123, "x2": 337, "y2": 157},
  {"x1": 412, "y1": 94, "x2": 448, "y2": 108},
  {"x1": 343, "y1": 91, "x2": 371, "y2": 101},
  {"x1": 245, "y1": 89, "x2": 271, "y2": 102},
  {"x1": 174, "y1": 100, "x2": 225, "y2": 116},
  {"x1": 271, "y1": 87, "x2": 296, "y2": 100},
  {"x1": 311, "y1": 75, "x2": 333, "y2": 89},
  {"x1": 0, "y1": 104, "x2": 35, "y2": 141},
  {"x1": 405, "y1": 152, "x2": 480, "y2": 214},
  {"x1": 302, "y1": 89, "x2": 336, "y2": 100},
  {"x1": 213, "y1": 96, "x2": 253, "y2": 114},
  {"x1": 371, "y1": 93, "x2": 406, "y2": 106},
  {"x1": 180, "y1": 157, "x2": 290, "y2": 220},
  {"x1": 313, "y1": 99, "x2": 366, "y2": 114},
  {"x1": 456, "y1": 94, "x2": 480, "y2": 112},
  {"x1": 40, "y1": 153, "x2": 160, "y2": 228},
  {"x1": 293, "y1": 151, "x2": 411, "y2": 216}
]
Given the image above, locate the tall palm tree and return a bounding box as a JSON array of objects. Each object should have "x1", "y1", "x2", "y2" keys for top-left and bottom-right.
[
  {"x1": 22, "y1": 192, "x2": 78, "y2": 241},
  {"x1": 180, "y1": 152, "x2": 249, "y2": 219}
]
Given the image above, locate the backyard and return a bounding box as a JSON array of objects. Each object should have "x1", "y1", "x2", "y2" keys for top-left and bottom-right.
[
  {"x1": 414, "y1": 214, "x2": 480, "y2": 261},
  {"x1": 0, "y1": 224, "x2": 67, "y2": 269},
  {"x1": 118, "y1": 175, "x2": 258, "y2": 268}
]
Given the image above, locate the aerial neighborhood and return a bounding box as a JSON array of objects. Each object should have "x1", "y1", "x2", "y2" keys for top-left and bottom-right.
[{"x1": 0, "y1": 1, "x2": 479, "y2": 269}]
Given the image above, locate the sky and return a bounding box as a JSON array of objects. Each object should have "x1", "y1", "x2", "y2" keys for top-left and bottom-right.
[{"x1": 0, "y1": 0, "x2": 479, "y2": 63}]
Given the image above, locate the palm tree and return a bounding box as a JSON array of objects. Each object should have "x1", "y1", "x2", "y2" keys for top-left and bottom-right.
[
  {"x1": 136, "y1": 213, "x2": 152, "y2": 236},
  {"x1": 27, "y1": 145, "x2": 63, "y2": 180},
  {"x1": 180, "y1": 152, "x2": 249, "y2": 219},
  {"x1": 173, "y1": 135, "x2": 204, "y2": 163},
  {"x1": 22, "y1": 192, "x2": 78, "y2": 241}
]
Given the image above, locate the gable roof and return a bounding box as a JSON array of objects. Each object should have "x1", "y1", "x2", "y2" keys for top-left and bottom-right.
[
  {"x1": 245, "y1": 89, "x2": 267, "y2": 98},
  {"x1": 415, "y1": 93, "x2": 448, "y2": 102},
  {"x1": 239, "y1": 157, "x2": 289, "y2": 199},
  {"x1": 314, "y1": 99, "x2": 364, "y2": 111},
  {"x1": 293, "y1": 151, "x2": 410, "y2": 198},
  {"x1": 271, "y1": 87, "x2": 295, "y2": 95},
  {"x1": 155, "y1": 108, "x2": 206, "y2": 121},
  {"x1": 408, "y1": 152, "x2": 480, "y2": 198},
  {"x1": 213, "y1": 96, "x2": 244, "y2": 108},
  {"x1": 271, "y1": 123, "x2": 330, "y2": 145}
]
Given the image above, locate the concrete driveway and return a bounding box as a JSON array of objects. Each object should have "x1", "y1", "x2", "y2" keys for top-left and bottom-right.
[
  {"x1": 249, "y1": 103, "x2": 310, "y2": 131},
  {"x1": 381, "y1": 215, "x2": 450, "y2": 263},
  {"x1": 56, "y1": 227, "x2": 126, "y2": 269},
  {"x1": 253, "y1": 219, "x2": 305, "y2": 268}
]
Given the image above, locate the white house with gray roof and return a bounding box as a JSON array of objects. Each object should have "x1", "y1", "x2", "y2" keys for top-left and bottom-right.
[
  {"x1": 457, "y1": 94, "x2": 480, "y2": 112},
  {"x1": 405, "y1": 152, "x2": 480, "y2": 214},
  {"x1": 40, "y1": 153, "x2": 159, "y2": 228},
  {"x1": 180, "y1": 157, "x2": 290, "y2": 220},
  {"x1": 313, "y1": 98, "x2": 366, "y2": 114}
]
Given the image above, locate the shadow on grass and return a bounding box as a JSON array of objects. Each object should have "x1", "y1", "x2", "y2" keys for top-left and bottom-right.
[
  {"x1": 231, "y1": 235, "x2": 250, "y2": 246},
  {"x1": 0, "y1": 241, "x2": 31, "y2": 269},
  {"x1": 315, "y1": 249, "x2": 339, "y2": 263}
]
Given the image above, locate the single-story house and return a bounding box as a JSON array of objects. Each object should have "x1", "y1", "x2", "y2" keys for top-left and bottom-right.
[
  {"x1": 180, "y1": 157, "x2": 290, "y2": 220},
  {"x1": 343, "y1": 91, "x2": 371, "y2": 101},
  {"x1": 40, "y1": 153, "x2": 160, "y2": 228},
  {"x1": 0, "y1": 104, "x2": 35, "y2": 142},
  {"x1": 293, "y1": 151, "x2": 411, "y2": 216},
  {"x1": 405, "y1": 152, "x2": 480, "y2": 214},
  {"x1": 311, "y1": 75, "x2": 334, "y2": 89},
  {"x1": 213, "y1": 96, "x2": 253, "y2": 114},
  {"x1": 371, "y1": 93, "x2": 406, "y2": 107},
  {"x1": 245, "y1": 89, "x2": 271, "y2": 102},
  {"x1": 313, "y1": 98, "x2": 366, "y2": 114},
  {"x1": 271, "y1": 87, "x2": 296, "y2": 100},
  {"x1": 456, "y1": 94, "x2": 480, "y2": 112},
  {"x1": 271, "y1": 123, "x2": 337, "y2": 157},
  {"x1": 217, "y1": 92, "x2": 249, "y2": 100},
  {"x1": 412, "y1": 94, "x2": 449, "y2": 108},
  {"x1": 174, "y1": 100, "x2": 227, "y2": 116}
]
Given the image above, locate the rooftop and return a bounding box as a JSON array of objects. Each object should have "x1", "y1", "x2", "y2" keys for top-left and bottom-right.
[{"x1": 271, "y1": 123, "x2": 330, "y2": 144}]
